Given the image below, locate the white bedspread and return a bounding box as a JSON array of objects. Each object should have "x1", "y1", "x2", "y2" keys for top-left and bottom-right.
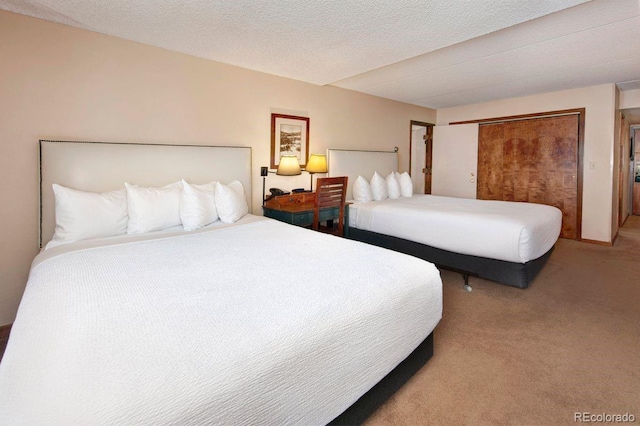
[
  {"x1": 0, "y1": 215, "x2": 442, "y2": 425},
  {"x1": 350, "y1": 195, "x2": 562, "y2": 263}
]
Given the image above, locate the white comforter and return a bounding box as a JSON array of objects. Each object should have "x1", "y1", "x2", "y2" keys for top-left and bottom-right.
[
  {"x1": 0, "y1": 215, "x2": 442, "y2": 425},
  {"x1": 350, "y1": 195, "x2": 562, "y2": 263}
]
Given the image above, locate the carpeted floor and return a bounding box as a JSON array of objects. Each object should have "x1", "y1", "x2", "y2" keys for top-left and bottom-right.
[{"x1": 365, "y1": 216, "x2": 640, "y2": 425}]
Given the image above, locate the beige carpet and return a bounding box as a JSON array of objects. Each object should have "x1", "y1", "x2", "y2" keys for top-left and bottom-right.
[{"x1": 366, "y1": 216, "x2": 640, "y2": 425}]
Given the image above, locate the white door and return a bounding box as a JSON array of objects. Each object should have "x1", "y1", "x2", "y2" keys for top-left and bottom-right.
[{"x1": 432, "y1": 123, "x2": 479, "y2": 199}]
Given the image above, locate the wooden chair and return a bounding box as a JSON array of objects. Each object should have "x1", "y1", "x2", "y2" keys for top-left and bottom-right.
[{"x1": 312, "y1": 176, "x2": 348, "y2": 236}]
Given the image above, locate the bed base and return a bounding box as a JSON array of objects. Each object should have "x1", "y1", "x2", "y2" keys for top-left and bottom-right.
[
  {"x1": 329, "y1": 331, "x2": 434, "y2": 425},
  {"x1": 347, "y1": 228, "x2": 554, "y2": 289}
]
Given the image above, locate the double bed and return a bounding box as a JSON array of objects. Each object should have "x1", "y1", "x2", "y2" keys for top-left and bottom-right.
[
  {"x1": 328, "y1": 149, "x2": 562, "y2": 290},
  {"x1": 0, "y1": 141, "x2": 442, "y2": 425}
]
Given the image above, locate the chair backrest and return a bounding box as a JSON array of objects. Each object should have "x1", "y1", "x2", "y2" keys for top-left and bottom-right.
[{"x1": 313, "y1": 176, "x2": 348, "y2": 235}]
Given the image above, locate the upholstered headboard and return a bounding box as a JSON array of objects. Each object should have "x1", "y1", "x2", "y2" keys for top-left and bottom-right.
[
  {"x1": 39, "y1": 140, "x2": 252, "y2": 248},
  {"x1": 327, "y1": 149, "x2": 398, "y2": 200}
]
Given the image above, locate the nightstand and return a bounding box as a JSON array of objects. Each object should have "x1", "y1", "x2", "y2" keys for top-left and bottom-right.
[{"x1": 262, "y1": 192, "x2": 350, "y2": 236}]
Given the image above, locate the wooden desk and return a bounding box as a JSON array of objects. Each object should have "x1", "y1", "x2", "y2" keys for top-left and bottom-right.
[{"x1": 262, "y1": 192, "x2": 349, "y2": 236}]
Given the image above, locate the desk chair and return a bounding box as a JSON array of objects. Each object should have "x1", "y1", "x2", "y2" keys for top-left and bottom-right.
[{"x1": 313, "y1": 176, "x2": 348, "y2": 236}]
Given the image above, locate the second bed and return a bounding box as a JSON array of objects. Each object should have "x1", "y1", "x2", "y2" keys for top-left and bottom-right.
[{"x1": 328, "y1": 148, "x2": 562, "y2": 289}]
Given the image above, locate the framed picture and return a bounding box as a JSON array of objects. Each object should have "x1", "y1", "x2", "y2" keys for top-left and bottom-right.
[{"x1": 270, "y1": 113, "x2": 309, "y2": 169}]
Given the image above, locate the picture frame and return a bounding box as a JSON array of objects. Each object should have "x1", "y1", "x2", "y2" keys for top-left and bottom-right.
[{"x1": 270, "y1": 113, "x2": 309, "y2": 169}]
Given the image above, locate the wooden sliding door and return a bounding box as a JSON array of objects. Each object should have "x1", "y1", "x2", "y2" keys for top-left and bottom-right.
[{"x1": 477, "y1": 114, "x2": 580, "y2": 240}]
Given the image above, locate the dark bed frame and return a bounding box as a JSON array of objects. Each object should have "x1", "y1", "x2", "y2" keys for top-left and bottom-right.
[
  {"x1": 326, "y1": 148, "x2": 556, "y2": 290},
  {"x1": 347, "y1": 227, "x2": 554, "y2": 289},
  {"x1": 329, "y1": 332, "x2": 434, "y2": 425}
]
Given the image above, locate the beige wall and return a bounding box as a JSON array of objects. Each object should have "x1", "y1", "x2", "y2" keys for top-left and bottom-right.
[
  {"x1": 619, "y1": 89, "x2": 640, "y2": 110},
  {"x1": 0, "y1": 11, "x2": 435, "y2": 325},
  {"x1": 437, "y1": 84, "x2": 617, "y2": 244}
]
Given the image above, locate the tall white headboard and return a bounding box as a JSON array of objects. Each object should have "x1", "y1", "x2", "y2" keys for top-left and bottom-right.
[
  {"x1": 327, "y1": 149, "x2": 398, "y2": 200},
  {"x1": 40, "y1": 140, "x2": 252, "y2": 248}
]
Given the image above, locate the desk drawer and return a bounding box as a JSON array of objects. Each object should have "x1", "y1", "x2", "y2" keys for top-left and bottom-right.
[
  {"x1": 291, "y1": 212, "x2": 312, "y2": 226},
  {"x1": 264, "y1": 192, "x2": 315, "y2": 209}
]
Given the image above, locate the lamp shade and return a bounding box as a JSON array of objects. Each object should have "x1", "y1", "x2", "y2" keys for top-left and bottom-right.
[
  {"x1": 276, "y1": 155, "x2": 302, "y2": 176},
  {"x1": 306, "y1": 154, "x2": 328, "y2": 174}
]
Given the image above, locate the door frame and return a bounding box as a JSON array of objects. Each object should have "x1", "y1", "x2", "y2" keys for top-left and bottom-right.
[
  {"x1": 409, "y1": 120, "x2": 434, "y2": 194},
  {"x1": 617, "y1": 114, "x2": 630, "y2": 227},
  {"x1": 451, "y1": 108, "x2": 585, "y2": 241},
  {"x1": 631, "y1": 126, "x2": 640, "y2": 216}
]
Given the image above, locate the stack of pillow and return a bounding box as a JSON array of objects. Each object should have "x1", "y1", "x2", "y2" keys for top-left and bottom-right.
[
  {"x1": 49, "y1": 179, "x2": 249, "y2": 247},
  {"x1": 352, "y1": 171, "x2": 413, "y2": 203}
]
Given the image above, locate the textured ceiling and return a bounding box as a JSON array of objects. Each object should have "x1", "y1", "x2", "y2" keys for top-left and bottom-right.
[
  {"x1": 334, "y1": 0, "x2": 640, "y2": 108},
  {"x1": 1, "y1": 0, "x2": 639, "y2": 109}
]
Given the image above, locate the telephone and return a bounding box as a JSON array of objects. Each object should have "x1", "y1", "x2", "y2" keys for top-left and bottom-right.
[{"x1": 265, "y1": 187, "x2": 289, "y2": 201}]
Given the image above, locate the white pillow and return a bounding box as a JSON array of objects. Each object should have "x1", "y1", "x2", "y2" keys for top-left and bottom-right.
[
  {"x1": 125, "y1": 182, "x2": 182, "y2": 234},
  {"x1": 353, "y1": 175, "x2": 373, "y2": 203},
  {"x1": 180, "y1": 180, "x2": 218, "y2": 231},
  {"x1": 215, "y1": 181, "x2": 249, "y2": 223},
  {"x1": 370, "y1": 172, "x2": 388, "y2": 201},
  {"x1": 399, "y1": 172, "x2": 414, "y2": 197},
  {"x1": 386, "y1": 172, "x2": 401, "y2": 199},
  {"x1": 51, "y1": 184, "x2": 128, "y2": 245}
]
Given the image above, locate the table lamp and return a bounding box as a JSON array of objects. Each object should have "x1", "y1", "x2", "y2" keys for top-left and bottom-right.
[
  {"x1": 305, "y1": 154, "x2": 327, "y2": 191},
  {"x1": 276, "y1": 155, "x2": 302, "y2": 176},
  {"x1": 261, "y1": 155, "x2": 302, "y2": 205}
]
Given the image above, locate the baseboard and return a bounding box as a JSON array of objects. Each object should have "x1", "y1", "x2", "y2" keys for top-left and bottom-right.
[
  {"x1": 0, "y1": 324, "x2": 12, "y2": 362},
  {"x1": 581, "y1": 238, "x2": 614, "y2": 247},
  {"x1": 0, "y1": 324, "x2": 11, "y2": 341},
  {"x1": 611, "y1": 230, "x2": 619, "y2": 245},
  {"x1": 620, "y1": 214, "x2": 629, "y2": 227}
]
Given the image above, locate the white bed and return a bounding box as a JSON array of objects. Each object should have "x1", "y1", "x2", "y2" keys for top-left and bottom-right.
[
  {"x1": 328, "y1": 148, "x2": 562, "y2": 289},
  {"x1": 0, "y1": 141, "x2": 443, "y2": 425},
  {"x1": 349, "y1": 195, "x2": 561, "y2": 264}
]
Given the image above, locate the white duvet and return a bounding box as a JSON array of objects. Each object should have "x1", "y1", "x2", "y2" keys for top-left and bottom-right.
[
  {"x1": 0, "y1": 215, "x2": 442, "y2": 425},
  {"x1": 350, "y1": 195, "x2": 562, "y2": 263}
]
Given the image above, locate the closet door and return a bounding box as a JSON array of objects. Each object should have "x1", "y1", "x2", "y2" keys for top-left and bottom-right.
[{"x1": 477, "y1": 115, "x2": 579, "y2": 240}]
